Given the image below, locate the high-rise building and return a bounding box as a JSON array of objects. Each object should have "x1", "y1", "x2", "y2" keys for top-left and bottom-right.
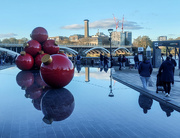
[
  {"x1": 111, "y1": 31, "x2": 132, "y2": 46},
  {"x1": 124, "y1": 31, "x2": 132, "y2": 45},
  {"x1": 158, "y1": 36, "x2": 167, "y2": 41}
]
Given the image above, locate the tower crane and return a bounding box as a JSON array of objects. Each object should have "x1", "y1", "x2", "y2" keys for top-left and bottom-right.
[
  {"x1": 113, "y1": 14, "x2": 119, "y2": 31},
  {"x1": 121, "y1": 15, "x2": 124, "y2": 32}
]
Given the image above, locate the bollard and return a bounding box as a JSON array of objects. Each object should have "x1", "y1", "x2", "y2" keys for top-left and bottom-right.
[{"x1": 146, "y1": 46, "x2": 151, "y2": 60}]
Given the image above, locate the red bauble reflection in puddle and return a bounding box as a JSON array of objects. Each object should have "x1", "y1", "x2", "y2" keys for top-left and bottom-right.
[
  {"x1": 41, "y1": 88, "x2": 75, "y2": 124},
  {"x1": 25, "y1": 84, "x2": 42, "y2": 99},
  {"x1": 15, "y1": 51, "x2": 34, "y2": 71},
  {"x1": 40, "y1": 54, "x2": 74, "y2": 88},
  {"x1": 16, "y1": 71, "x2": 34, "y2": 90}
]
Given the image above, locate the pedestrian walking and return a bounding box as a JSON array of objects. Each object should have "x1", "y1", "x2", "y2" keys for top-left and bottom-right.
[
  {"x1": 76, "y1": 53, "x2": 81, "y2": 65},
  {"x1": 103, "y1": 55, "x2": 109, "y2": 68},
  {"x1": 158, "y1": 56, "x2": 174, "y2": 97},
  {"x1": 122, "y1": 55, "x2": 126, "y2": 69},
  {"x1": 138, "y1": 56, "x2": 153, "y2": 89},
  {"x1": 134, "y1": 53, "x2": 139, "y2": 69},
  {"x1": 118, "y1": 54, "x2": 122, "y2": 70},
  {"x1": 99, "y1": 53, "x2": 104, "y2": 67},
  {"x1": 169, "y1": 54, "x2": 177, "y2": 86},
  {"x1": 9, "y1": 55, "x2": 13, "y2": 65}
]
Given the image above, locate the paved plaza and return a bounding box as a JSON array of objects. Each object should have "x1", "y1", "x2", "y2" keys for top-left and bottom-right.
[{"x1": 112, "y1": 66, "x2": 180, "y2": 112}]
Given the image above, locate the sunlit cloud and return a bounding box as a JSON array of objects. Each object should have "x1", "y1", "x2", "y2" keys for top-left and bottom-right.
[
  {"x1": 61, "y1": 24, "x2": 84, "y2": 29},
  {"x1": 61, "y1": 18, "x2": 143, "y2": 30},
  {"x1": 0, "y1": 33, "x2": 18, "y2": 38}
]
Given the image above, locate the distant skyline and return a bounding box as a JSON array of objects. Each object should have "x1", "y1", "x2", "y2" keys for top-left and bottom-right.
[{"x1": 0, "y1": 0, "x2": 180, "y2": 42}]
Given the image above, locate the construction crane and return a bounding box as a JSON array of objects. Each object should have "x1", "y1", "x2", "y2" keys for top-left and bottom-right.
[
  {"x1": 121, "y1": 15, "x2": 124, "y2": 32},
  {"x1": 113, "y1": 14, "x2": 119, "y2": 31}
]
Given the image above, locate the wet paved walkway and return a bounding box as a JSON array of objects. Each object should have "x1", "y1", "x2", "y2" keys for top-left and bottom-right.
[
  {"x1": 0, "y1": 63, "x2": 15, "y2": 70},
  {"x1": 2, "y1": 63, "x2": 180, "y2": 113},
  {"x1": 112, "y1": 66, "x2": 180, "y2": 112}
]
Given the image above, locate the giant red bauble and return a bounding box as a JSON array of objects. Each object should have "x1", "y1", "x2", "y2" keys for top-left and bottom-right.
[
  {"x1": 40, "y1": 54, "x2": 74, "y2": 88},
  {"x1": 35, "y1": 51, "x2": 47, "y2": 69},
  {"x1": 30, "y1": 27, "x2": 48, "y2": 43},
  {"x1": 57, "y1": 50, "x2": 68, "y2": 58},
  {"x1": 24, "y1": 40, "x2": 42, "y2": 57},
  {"x1": 15, "y1": 51, "x2": 34, "y2": 71},
  {"x1": 42, "y1": 40, "x2": 59, "y2": 55}
]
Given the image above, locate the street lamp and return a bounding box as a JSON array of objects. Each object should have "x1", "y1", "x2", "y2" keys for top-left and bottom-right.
[
  {"x1": 108, "y1": 68, "x2": 114, "y2": 97},
  {"x1": 108, "y1": 29, "x2": 113, "y2": 68}
]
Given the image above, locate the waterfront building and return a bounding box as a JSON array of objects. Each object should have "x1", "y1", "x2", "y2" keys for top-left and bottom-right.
[
  {"x1": 49, "y1": 36, "x2": 68, "y2": 43},
  {"x1": 69, "y1": 34, "x2": 84, "y2": 42}
]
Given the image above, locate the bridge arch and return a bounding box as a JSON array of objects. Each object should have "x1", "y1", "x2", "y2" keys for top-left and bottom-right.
[
  {"x1": 58, "y1": 46, "x2": 78, "y2": 55},
  {"x1": 113, "y1": 47, "x2": 131, "y2": 54},
  {"x1": 0, "y1": 47, "x2": 20, "y2": 56},
  {"x1": 84, "y1": 47, "x2": 110, "y2": 54}
]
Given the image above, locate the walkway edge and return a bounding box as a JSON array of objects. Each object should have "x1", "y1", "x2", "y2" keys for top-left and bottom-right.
[{"x1": 112, "y1": 74, "x2": 180, "y2": 113}]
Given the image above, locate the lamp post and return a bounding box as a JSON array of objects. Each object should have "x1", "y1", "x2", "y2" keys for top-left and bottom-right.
[
  {"x1": 108, "y1": 29, "x2": 113, "y2": 68},
  {"x1": 108, "y1": 68, "x2": 114, "y2": 97}
]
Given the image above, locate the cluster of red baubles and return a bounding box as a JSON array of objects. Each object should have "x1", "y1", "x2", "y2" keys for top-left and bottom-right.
[{"x1": 15, "y1": 27, "x2": 74, "y2": 88}]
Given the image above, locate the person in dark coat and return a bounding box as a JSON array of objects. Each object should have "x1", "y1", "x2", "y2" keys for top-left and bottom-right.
[
  {"x1": 138, "y1": 94, "x2": 153, "y2": 114},
  {"x1": 118, "y1": 54, "x2": 122, "y2": 70},
  {"x1": 169, "y1": 54, "x2": 177, "y2": 85},
  {"x1": 103, "y1": 55, "x2": 109, "y2": 68},
  {"x1": 159, "y1": 102, "x2": 174, "y2": 117},
  {"x1": 158, "y1": 56, "x2": 174, "y2": 97},
  {"x1": 99, "y1": 53, "x2": 104, "y2": 67},
  {"x1": 138, "y1": 56, "x2": 153, "y2": 89},
  {"x1": 9, "y1": 55, "x2": 13, "y2": 65},
  {"x1": 122, "y1": 55, "x2": 126, "y2": 69},
  {"x1": 134, "y1": 53, "x2": 139, "y2": 69}
]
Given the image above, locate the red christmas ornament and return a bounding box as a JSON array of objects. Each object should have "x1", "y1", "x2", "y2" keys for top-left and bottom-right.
[
  {"x1": 42, "y1": 40, "x2": 59, "y2": 55},
  {"x1": 30, "y1": 27, "x2": 48, "y2": 43},
  {"x1": 57, "y1": 50, "x2": 68, "y2": 58},
  {"x1": 15, "y1": 51, "x2": 34, "y2": 71},
  {"x1": 24, "y1": 40, "x2": 42, "y2": 57},
  {"x1": 16, "y1": 71, "x2": 34, "y2": 90},
  {"x1": 41, "y1": 88, "x2": 74, "y2": 124},
  {"x1": 40, "y1": 54, "x2": 74, "y2": 88},
  {"x1": 35, "y1": 51, "x2": 47, "y2": 69}
]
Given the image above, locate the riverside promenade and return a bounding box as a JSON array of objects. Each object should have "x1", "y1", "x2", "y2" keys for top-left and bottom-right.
[{"x1": 112, "y1": 66, "x2": 180, "y2": 112}]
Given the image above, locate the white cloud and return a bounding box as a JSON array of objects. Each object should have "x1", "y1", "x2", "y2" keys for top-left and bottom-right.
[
  {"x1": 61, "y1": 18, "x2": 143, "y2": 30},
  {"x1": 0, "y1": 33, "x2": 18, "y2": 38},
  {"x1": 61, "y1": 24, "x2": 84, "y2": 29}
]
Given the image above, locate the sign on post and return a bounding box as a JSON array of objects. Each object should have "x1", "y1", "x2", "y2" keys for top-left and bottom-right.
[{"x1": 138, "y1": 47, "x2": 144, "y2": 52}]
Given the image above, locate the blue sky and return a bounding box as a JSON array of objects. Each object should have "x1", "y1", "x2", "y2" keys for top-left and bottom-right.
[{"x1": 0, "y1": 0, "x2": 180, "y2": 42}]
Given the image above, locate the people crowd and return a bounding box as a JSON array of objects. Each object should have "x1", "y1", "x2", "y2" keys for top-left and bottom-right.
[
  {"x1": 0, "y1": 52, "x2": 16, "y2": 66},
  {"x1": 71, "y1": 52, "x2": 177, "y2": 97}
]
